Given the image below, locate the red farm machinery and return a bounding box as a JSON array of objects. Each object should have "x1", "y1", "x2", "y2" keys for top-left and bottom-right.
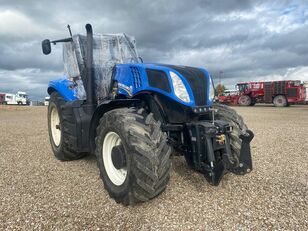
[
  {"x1": 217, "y1": 89, "x2": 239, "y2": 106},
  {"x1": 218, "y1": 80, "x2": 306, "y2": 107}
]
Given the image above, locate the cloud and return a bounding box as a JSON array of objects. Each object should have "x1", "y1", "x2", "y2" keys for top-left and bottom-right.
[
  {"x1": 0, "y1": 0, "x2": 307, "y2": 99},
  {"x1": 0, "y1": 10, "x2": 44, "y2": 38},
  {"x1": 0, "y1": 68, "x2": 62, "y2": 99}
]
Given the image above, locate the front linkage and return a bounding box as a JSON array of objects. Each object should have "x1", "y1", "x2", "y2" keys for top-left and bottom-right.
[{"x1": 184, "y1": 105, "x2": 254, "y2": 186}]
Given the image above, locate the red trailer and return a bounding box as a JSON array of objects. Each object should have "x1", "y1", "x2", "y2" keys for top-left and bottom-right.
[
  {"x1": 0, "y1": 93, "x2": 5, "y2": 104},
  {"x1": 237, "y1": 80, "x2": 306, "y2": 107}
]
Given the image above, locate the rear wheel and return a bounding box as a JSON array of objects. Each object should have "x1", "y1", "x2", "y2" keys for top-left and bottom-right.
[
  {"x1": 273, "y1": 95, "x2": 287, "y2": 107},
  {"x1": 48, "y1": 92, "x2": 86, "y2": 160},
  {"x1": 95, "y1": 108, "x2": 172, "y2": 205},
  {"x1": 238, "y1": 95, "x2": 251, "y2": 106}
]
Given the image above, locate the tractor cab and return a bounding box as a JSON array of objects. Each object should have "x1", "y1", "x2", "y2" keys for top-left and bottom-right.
[
  {"x1": 63, "y1": 33, "x2": 139, "y2": 101},
  {"x1": 237, "y1": 82, "x2": 249, "y2": 93}
]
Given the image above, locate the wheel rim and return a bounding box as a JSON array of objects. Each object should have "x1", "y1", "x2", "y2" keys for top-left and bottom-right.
[
  {"x1": 275, "y1": 96, "x2": 286, "y2": 106},
  {"x1": 102, "y1": 132, "x2": 127, "y2": 186},
  {"x1": 239, "y1": 96, "x2": 250, "y2": 105},
  {"x1": 50, "y1": 106, "x2": 61, "y2": 146}
]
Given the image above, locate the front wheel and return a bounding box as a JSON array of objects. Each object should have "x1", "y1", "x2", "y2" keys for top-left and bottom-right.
[
  {"x1": 95, "y1": 108, "x2": 172, "y2": 205},
  {"x1": 213, "y1": 103, "x2": 249, "y2": 161}
]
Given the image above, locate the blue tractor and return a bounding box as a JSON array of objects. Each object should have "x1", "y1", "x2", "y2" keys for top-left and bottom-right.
[{"x1": 42, "y1": 24, "x2": 254, "y2": 205}]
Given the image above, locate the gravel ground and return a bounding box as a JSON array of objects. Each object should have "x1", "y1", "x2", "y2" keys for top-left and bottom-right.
[{"x1": 0, "y1": 105, "x2": 307, "y2": 230}]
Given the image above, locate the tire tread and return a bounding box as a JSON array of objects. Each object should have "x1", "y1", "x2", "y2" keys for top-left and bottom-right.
[{"x1": 95, "y1": 107, "x2": 172, "y2": 205}]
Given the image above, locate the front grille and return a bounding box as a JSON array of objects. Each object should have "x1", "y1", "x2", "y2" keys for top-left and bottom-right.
[
  {"x1": 130, "y1": 67, "x2": 142, "y2": 88},
  {"x1": 163, "y1": 65, "x2": 207, "y2": 105}
]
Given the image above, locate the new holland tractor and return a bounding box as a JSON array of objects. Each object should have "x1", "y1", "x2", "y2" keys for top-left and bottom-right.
[{"x1": 42, "y1": 24, "x2": 254, "y2": 205}]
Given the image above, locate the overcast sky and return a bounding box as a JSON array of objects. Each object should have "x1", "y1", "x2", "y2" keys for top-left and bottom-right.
[{"x1": 0, "y1": 0, "x2": 307, "y2": 100}]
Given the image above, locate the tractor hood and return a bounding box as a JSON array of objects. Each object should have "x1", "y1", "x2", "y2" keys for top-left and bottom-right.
[{"x1": 114, "y1": 63, "x2": 215, "y2": 107}]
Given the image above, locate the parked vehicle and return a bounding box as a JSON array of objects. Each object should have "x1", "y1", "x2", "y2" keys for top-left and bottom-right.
[
  {"x1": 42, "y1": 24, "x2": 254, "y2": 205},
  {"x1": 217, "y1": 89, "x2": 239, "y2": 105},
  {"x1": 44, "y1": 96, "x2": 50, "y2": 106},
  {"x1": 1, "y1": 91, "x2": 29, "y2": 105},
  {"x1": 237, "y1": 80, "x2": 306, "y2": 107}
]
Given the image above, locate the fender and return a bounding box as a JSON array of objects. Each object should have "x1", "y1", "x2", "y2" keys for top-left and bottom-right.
[
  {"x1": 47, "y1": 78, "x2": 77, "y2": 101},
  {"x1": 89, "y1": 98, "x2": 140, "y2": 153}
]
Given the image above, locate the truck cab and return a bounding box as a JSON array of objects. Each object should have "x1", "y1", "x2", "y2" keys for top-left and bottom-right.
[
  {"x1": 44, "y1": 96, "x2": 50, "y2": 106},
  {"x1": 16, "y1": 91, "x2": 29, "y2": 105}
]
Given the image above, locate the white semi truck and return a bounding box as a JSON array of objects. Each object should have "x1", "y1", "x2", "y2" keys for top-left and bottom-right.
[{"x1": 1, "y1": 91, "x2": 29, "y2": 105}]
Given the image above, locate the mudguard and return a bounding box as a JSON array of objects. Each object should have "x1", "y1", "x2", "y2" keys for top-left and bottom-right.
[{"x1": 47, "y1": 78, "x2": 77, "y2": 101}]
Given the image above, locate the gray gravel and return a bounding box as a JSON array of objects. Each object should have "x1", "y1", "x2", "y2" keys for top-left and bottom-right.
[{"x1": 0, "y1": 105, "x2": 307, "y2": 230}]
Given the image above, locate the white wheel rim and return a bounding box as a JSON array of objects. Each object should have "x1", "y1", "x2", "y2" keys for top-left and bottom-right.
[
  {"x1": 50, "y1": 106, "x2": 61, "y2": 146},
  {"x1": 102, "y1": 132, "x2": 127, "y2": 186},
  {"x1": 240, "y1": 96, "x2": 249, "y2": 105}
]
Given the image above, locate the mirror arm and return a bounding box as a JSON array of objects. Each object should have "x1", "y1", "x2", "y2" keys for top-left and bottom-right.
[{"x1": 51, "y1": 37, "x2": 73, "y2": 45}]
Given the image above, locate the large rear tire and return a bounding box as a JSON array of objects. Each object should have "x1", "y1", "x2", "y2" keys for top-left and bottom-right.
[
  {"x1": 48, "y1": 92, "x2": 86, "y2": 161},
  {"x1": 238, "y1": 95, "x2": 251, "y2": 106},
  {"x1": 95, "y1": 107, "x2": 172, "y2": 205},
  {"x1": 273, "y1": 95, "x2": 287, "y2": 107}
]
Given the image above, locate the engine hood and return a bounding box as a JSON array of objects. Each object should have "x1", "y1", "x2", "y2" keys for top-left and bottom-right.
[
  {"x1": 142, "y1": 63, "x2": 210, "y2": 106},
  {"x1": 114, "y1": 63, "x2": 213, "y2": 107}
]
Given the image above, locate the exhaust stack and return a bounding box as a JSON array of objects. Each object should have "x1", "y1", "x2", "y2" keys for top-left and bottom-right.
[{"x1": 85, "y1": 24, "x2": 96, "y2": 107}]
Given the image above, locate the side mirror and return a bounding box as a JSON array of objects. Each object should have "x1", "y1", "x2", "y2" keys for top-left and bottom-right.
[{"x1": 42, "y1": 39, "x2": 51, "y2": 55}]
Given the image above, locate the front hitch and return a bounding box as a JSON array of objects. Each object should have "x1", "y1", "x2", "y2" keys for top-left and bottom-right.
[
  {"x1": 186, "y1": 121, "x2": 254, "y2": 186},
  {"x1": 229, "y1": 130, "x2": 254, "y2": 175}
]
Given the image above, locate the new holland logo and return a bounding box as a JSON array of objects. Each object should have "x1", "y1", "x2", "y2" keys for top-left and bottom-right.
[{"x1": 118, "y1": 83, "x2": 133, "y2": 96}]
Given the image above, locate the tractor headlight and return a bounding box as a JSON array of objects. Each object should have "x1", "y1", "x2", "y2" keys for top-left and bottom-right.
[
  {"x1": 170, "y1": 71, "x2": 191, "y2": 103},
  {"x1": 209, "y1": 77, "x2": 215, "y2": 100}
]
